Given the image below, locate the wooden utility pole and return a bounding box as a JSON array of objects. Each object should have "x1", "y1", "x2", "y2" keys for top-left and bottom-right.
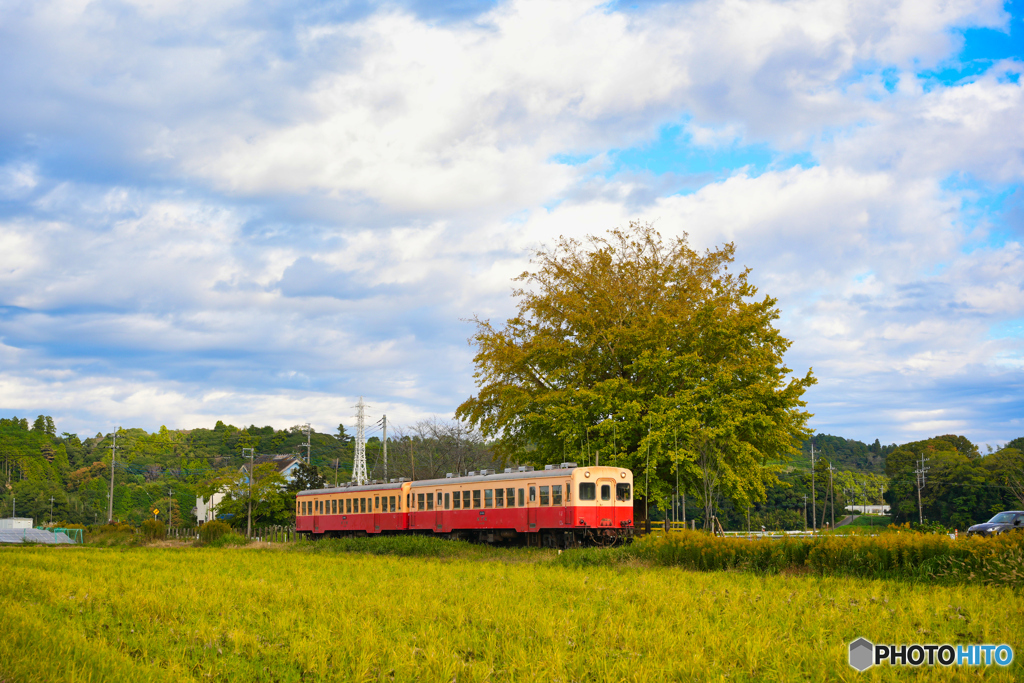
[
  {"x1": 107, "y1": 431, "x2": 119, "y2": 523},
  {"x1": 243, "y1": 447, "x2": 255, "y2": 539},
  {"x1": 829, "y1": 464, "x2": 836, "y2": 529},
  {"x1": 810, "y1": 441, "x2": 817, "y2": 532},
  {"x1": 914, "y1": 455, "x2": 929, "y2": 524}
]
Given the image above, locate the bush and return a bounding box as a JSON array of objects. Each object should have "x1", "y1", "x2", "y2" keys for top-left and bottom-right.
[
  {"x1": 204, "y1": 532, "x2": 249, "y2": 548},
  {"x1": 199, "y1": 521, "x2": 232, "y2": 543},
  {"x1": 141, "y1": 519, "x2": 165, "y2": 541}
]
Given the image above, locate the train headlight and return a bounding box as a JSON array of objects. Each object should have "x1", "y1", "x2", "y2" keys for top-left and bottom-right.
[
  {"x1": 620, "y1": 471, "x2": 626, "y2": 478},
  {"x1": 584, "y1": 471, "x2": 591, "y2": 478}
]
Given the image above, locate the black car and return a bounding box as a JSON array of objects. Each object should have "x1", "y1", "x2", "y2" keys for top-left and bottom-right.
[{"x1": 966, "y1": 511, "x2": 1024, "y2": 537}]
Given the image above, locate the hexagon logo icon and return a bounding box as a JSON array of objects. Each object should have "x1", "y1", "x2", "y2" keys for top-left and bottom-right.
[{"x1": 849, "y1": 638, "x2": 874, "y2": 671}]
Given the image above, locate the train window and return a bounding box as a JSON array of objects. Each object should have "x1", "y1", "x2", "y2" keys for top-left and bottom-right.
[
  {"x1": 375, "y1": 496, "x2": 380, "y2": 510},
  {"x1": 463, "y1": 491, "x2": 471, "y2": 508},
  {"x1": 616, "y1": 483, "x2": 631, "y2": 502},
  {"x1": 495, "y1": 488, "x2": 504, "y2": 507},
  {"x1": 362, "y1": 498, "x2": 368, "y2": 513},
  {"x1": 453, "y1": 491, "x2": 461, "y2": 509},
  {"x1": 332, "y1": 499, "x2": 337, "y2": 514},
  {"x1": 346, "y1": 499, "x2": 352, "y2": 514},
  {"x1": 507, "y1": 488, "x2": 516, "y2": 507},
  {"x1": 300, "y1": 501, "x2": 305, "y2": 515},
  {"x1": 418, "y1": 493, "x2": 425, "y2": 511},
  {"x1": 427, "y1": 493, "x2": 434, "y2": 511},
  {"x1": 407, "y1": 494, "x2": 411, "y2": 510},
  {"x1": 444, "y1": 492, "x2": 450, "y2": 510},
  {"x1": 601, "y1": 485, "x2": 611, "y2": 501},
  {"x1": 518, "y1": 488, "x2": 525, "y2": 507},
  {"x1": 529, "y1": 487, "x2": 536, "y2": 503},
  {"x1": 539, "y1": 486, "x2": 549, "y2": 506},
  {"x1": 552, "y1": 485, "x2": 562, "y2": 505},
  {"x1": 579, "y1": 483, "x2": 596, "y2": 500},
  {"x1": 390, "y1": 496, "x2": 396, "y2": 513},
  {"x1": 485, "y1": 489, "x2": 493, "y2": 508},
  {"x1": 473, "y1": 490, "x2": 481, "y2": 509},
  {"x1": 566, "y1": 482, "x2": 571, "y2": 503}
]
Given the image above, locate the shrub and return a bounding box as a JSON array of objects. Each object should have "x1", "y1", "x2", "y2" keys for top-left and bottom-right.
[
  {"x1": 199, "y1": 521, "x2": 233, "y2": 544},
  {"x1": 204, "y1": 531, "x2": 249, "y2": 548},
  {"x1": 141, "y1": 519, "x2": 165, "y2": 541}
]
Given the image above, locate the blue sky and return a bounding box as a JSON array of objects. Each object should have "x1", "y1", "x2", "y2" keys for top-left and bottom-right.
[{"x1": 1, "y1": 0, "x2": 1023, "y2": 448}]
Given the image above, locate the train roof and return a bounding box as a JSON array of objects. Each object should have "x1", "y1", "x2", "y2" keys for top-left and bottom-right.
[{"x1": 296, "y1": 464, "x2": 630, "y2": 497}]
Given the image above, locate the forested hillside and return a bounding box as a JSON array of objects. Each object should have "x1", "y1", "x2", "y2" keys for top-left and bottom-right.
[
  {"x1": 2, "y1": 414, "x2": 1021, "y2": 531},
  {"x1": 0, "y1": 416, "x2": 496, "y2": 527}
]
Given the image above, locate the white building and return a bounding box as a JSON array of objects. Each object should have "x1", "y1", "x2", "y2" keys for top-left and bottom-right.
[
  {"x1": 845, "y1": 504, "x2": 890, "y2": 515},
  {"x1": 196, "y1": 454, "x2": 303, "y2": 523},
  {"x1": 0, "y1": 517, "x2": 33, "y2": 529}
]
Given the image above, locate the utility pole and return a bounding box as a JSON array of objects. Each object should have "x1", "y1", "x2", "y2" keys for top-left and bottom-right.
[
  {"x1": 49, "y1": 496, "x2": 54, "y2": 525},
  {"x1": 810, "y1": 441, "x2": 817, "y2": 532},
  {"x1": 379, "y1": 414, "x2": 388, "y2": 482},
  {"x1": 803, "y1": 495, "x2": 808, "y2": 530},
  {"x1": 243, "y1": 447, "x2": 255, "y2": 539},
  {"x1": 332, "y1": 459, "x2": 339, "y2": 487},
  {"x1": 107, "y1": 431, "x2": 120, "y2": 523},
  {"x1": 298, "y1": 424, "x2": 311, "y2": 465},
  {"x1": 914, "y1": 455, "x2": 929, "y2": 525},
  {"x1": 353, "y1": 398, "x2": 368, "y2": 485},
  {"x1": 828, "y1": 463, "x2": 836, "y2": 529}
]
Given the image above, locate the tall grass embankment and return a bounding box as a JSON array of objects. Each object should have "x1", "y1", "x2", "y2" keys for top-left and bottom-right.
[{"x1": 565, "y1": 529, "x2": 1024, "y2": 586}]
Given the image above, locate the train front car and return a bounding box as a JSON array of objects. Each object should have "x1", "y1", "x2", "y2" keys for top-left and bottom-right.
[{"x1": 570, "y1": 465, "x2": 634, "y2": 545}]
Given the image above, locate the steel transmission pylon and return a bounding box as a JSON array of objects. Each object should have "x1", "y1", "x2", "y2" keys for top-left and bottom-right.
[{"x1": 353, "y1": 397, "x2": 368, "y2": 486}]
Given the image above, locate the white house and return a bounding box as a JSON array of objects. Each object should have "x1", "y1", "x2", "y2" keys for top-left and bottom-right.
[{"x1": 196, "y1": 454, "x2": 303, "y2": 523}]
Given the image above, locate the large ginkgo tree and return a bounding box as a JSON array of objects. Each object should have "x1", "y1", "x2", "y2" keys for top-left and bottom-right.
[{"x1": 455, "y1": 222, "x2": 816, "y2": 526}]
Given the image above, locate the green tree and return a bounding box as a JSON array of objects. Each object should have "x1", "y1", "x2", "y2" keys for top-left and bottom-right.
[
  {"x1": 456, "y1": 222, "x2": 815, "y2": 523},
  {"x1": 197, "y1": 463, "x2": 290, "y2": 529}
]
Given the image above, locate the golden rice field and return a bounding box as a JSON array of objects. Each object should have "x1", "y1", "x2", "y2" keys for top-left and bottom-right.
[{"x1": 0, "y1": 544, "x2": 1020, "y2": 682}]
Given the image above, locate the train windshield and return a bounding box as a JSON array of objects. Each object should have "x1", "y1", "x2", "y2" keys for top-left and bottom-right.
[
  {"x1": 616, "y1": 483, "x2": 631, "y2": 502},
  {"x1": 579, "y1": 482, "x2": 596, "y2": 500}
]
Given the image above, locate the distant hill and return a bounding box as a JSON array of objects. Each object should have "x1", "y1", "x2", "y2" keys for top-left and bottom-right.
[{"x1": 786, "y1": 434, "x2": 893, "y2": 474}]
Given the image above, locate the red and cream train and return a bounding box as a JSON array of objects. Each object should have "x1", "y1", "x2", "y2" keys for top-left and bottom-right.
[{"x1": 295, "y1": 463, "x2": 634, "y2": 547}]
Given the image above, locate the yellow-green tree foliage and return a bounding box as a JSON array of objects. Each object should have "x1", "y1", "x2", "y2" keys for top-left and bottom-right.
[{"x1": 456, "y1": 222, "x2": 815, "y2": 510}]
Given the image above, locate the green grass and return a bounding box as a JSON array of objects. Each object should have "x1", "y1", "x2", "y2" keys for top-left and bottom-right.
[
  {"x1": 845, "y1": 515, "x2": 892, "y2": 528},
  {"x1": 1, "y1": 544, "x2": 1021, "y2": 682}
]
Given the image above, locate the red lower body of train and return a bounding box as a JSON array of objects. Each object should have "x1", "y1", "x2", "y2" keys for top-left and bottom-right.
[{"x1": 296, "y1": 504, "x2": 633, "y2": 547}]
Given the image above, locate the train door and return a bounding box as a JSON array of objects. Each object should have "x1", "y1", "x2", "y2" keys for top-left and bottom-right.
[
  {"x1": 597, "y1": 477, "x2": 615, "y2": 527},
  {"x1": 313, "y1": 498, "x2": 320, "y2": 534},
  {"x1": 527, "y1": 482, "x2": 538, "y2": 530},
  {"x1": 562, "y1": 479, "x2": 571, "y2": 526},
  {"x1": 435, "y1": 489, "x2": 444, "y2": 532},
  {"x1": 373, "y1": 495, "x2": 381, "y2": 533}
]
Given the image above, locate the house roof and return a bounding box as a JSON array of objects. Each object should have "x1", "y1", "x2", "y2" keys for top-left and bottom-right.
[{"x1": 240, "y1": 454, "x2": 302, "y2": 475}]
